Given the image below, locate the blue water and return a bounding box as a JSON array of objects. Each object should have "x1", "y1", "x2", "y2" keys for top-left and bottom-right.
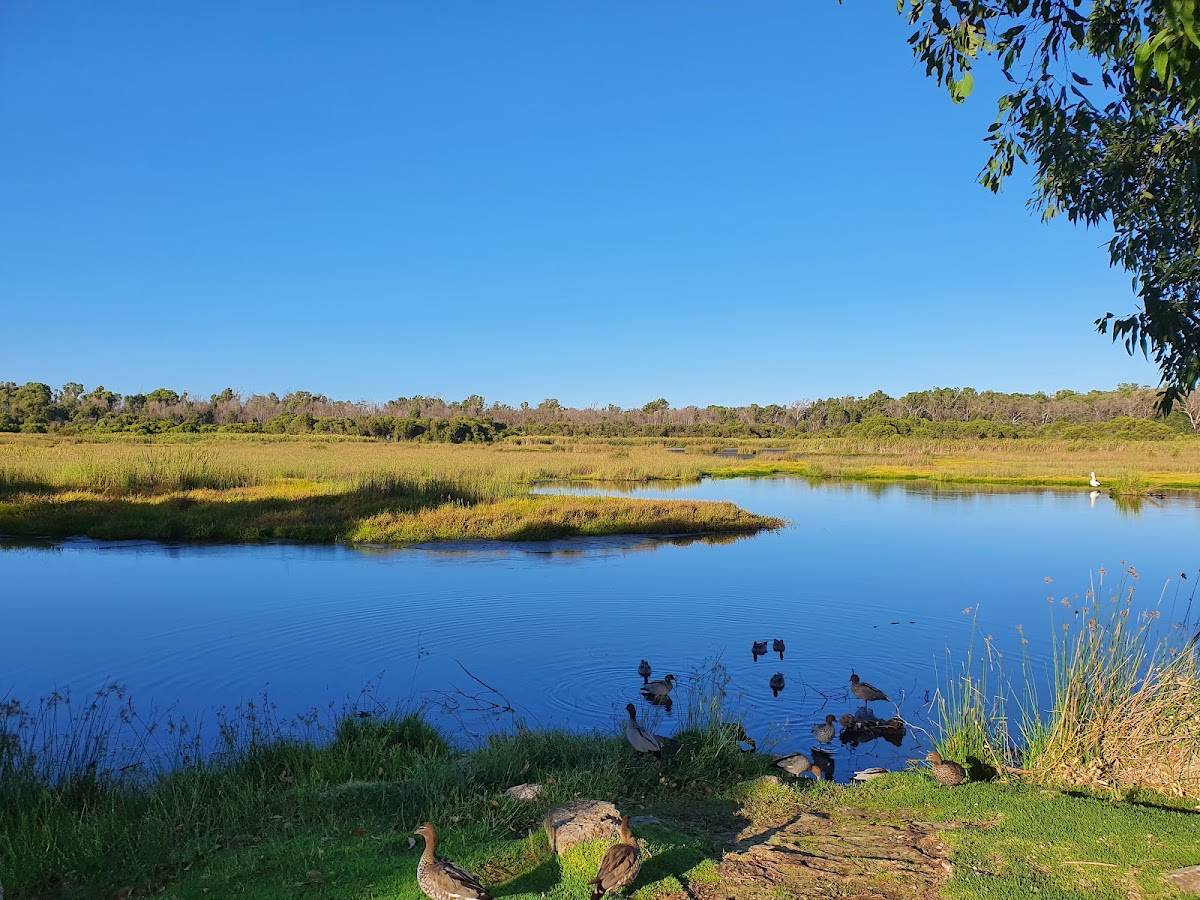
[{"x1": 4, "y1": 477, "x2": 1198, "y2": 778}]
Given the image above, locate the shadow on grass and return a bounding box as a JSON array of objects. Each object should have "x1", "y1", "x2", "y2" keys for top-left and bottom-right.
[{"x1": 495, "y1": 855, "x2": 563, "y2": 896}]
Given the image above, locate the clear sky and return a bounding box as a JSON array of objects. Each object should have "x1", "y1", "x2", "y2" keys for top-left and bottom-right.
[{"x1": 0, "y1": 1, "x2": 1158, "y2": 407}]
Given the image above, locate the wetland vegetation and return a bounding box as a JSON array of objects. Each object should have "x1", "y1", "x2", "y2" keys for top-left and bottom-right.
[{"x1": 4, "y1": 428, "x2": 1200, "y2": 544}]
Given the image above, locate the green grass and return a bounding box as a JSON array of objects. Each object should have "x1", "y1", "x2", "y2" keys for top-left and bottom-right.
[{"x1": 844, "y1": 775, "x2": 1200, "y2": 899}]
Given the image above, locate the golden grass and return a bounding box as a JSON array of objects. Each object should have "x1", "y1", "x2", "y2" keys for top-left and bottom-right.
[
  {"x1": 2, "y1": 432, "x2": 1200, "y2": 545},
  {"x1": 4, "y1": 432, "x2": 1200, "y2": 492}
]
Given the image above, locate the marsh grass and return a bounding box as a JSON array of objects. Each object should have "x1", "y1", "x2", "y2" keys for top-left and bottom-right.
[{"x1": 933, "y1": 573, "x2": 1200, "y2": 798}]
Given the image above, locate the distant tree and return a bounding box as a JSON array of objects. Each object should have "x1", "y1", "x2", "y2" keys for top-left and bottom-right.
[
  {"x1": 642, "y1": 398, "x2": 670, "y2": 415},
  {"x1": 13, "y1": 382, "x2": 52, "y2": 423},
  {"x1": 896, "y1": 0, "x2": 1200, "y2": 410}
]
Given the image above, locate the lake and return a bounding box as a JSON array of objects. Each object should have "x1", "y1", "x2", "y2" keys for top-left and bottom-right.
[{"x1": 4, "y1": 477, "x2": 1198, "y2": 779}]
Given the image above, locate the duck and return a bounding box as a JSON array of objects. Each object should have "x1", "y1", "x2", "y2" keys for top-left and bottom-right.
[
  {"x1": 1089, "y1": 471, "x2": 1101, "y2": 488},
  {"x1": 811, "y1": 747, "x2": 835, "y2": 781},
  {"x1": 751, "y1": 640, "x2": 768, "y2": 658},
  {"x1": 588, "y1": 815, "x2": 642, "y2": 899},
  {"x1": 811, "y1": 714, "x2": 836, "y2": 743},
  {"x1": 925, "y1": 750, "x2": 967, "y2": 786},
  {"x1": 624, "y1": 704, "x2": 662, "y2": 757},
  {"x1": 769, "y1": 672, "x2": 785, "y2": 697},
  {"x1": 640, "y1": 674, "x2": 676, "y2": 700},
  {"x1": 637, "y1": 659, "x2": 652, "y2": 683},
  {"x1": 773, "y1": 751, "x2": 812, "y2": 777},
  {"x1": 414, "y1": 823, "x2": 492, "y2": 900},
  {"x1": 849, "y1": 673, "x2": 889, "y2": 704},
  {"x1": 772, "y1": 638, "x2": 785, "y2": 659}
]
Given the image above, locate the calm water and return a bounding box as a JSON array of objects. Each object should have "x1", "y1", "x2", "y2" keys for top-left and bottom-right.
[{"x1": 5, "y1": 477, "x2": 1199, "y2": 778}]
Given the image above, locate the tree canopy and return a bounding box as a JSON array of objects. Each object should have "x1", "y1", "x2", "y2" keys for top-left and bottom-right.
[{"x1": 896, "y1": 0, "x2": 1200, "y2": 409}]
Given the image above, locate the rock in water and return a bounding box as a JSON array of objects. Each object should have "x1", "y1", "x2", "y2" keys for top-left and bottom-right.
[
  {"x1": 504, "y1": 783, "x2": 544, "y2": 802},
  {"x1": 543, "y1": 800, "x2": 622, "y2": 855}
]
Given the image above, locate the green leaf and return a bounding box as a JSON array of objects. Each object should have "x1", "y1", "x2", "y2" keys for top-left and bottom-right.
[{"x1": 949, "y1": 71, "x2": 975, "y2": 103}]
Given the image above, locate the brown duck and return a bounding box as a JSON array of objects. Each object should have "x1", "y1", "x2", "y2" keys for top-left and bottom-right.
[
  {"x1": 811, "y1": 714, "x2": 836, "y2": 743},
  {"x1": 640, "y1": 674, "x2": 676, "y2": 700},
  {"x1": 589, "y1": 815, "x2": 642, "y2": 899},
  {"x1": 925, "y1": 751, "x2": 967, "y2": 786},
  {"x1": 414, "y1": 822, "x2": 492, "y2": 900},
  {"x1": 637, "y1": 659, "x2": 652, "y2": 683}
]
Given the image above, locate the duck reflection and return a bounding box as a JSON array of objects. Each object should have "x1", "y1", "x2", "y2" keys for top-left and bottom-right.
[{"x1": 839, "y1": 712, "x2": 906, "y2": 748}]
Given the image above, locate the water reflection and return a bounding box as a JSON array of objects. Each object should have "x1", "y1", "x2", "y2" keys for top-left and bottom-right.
[{"x1": 5, "y1": 476, "x2": 1198, "y2": 782}]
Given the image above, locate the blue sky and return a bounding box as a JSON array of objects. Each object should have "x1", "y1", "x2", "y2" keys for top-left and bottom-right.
[{"x1": 0, "y1": 1, "x2": 1157, "y2": 407}]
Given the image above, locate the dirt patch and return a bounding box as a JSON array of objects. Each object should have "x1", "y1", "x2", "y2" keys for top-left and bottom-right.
[{"x1": 669, "y1": 806, "x2": 958, "y2": 900}]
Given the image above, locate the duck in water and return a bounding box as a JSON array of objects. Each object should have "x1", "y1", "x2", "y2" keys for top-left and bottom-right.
[
  {"x1": 811, "y1": 714, "x2": 836, "y2": 743},
  {"x1": 752, "y1": 640, "x2": 768, "y2": 660},
  {"x1": 769, "y1": 672, "x2": 785, "y2": 697},
  {"x1": 640, "y1": 674, "x2": 676, "y2": 700},
  {"x1": 772, "y1": 638, "x2": 786, "y2": 659},
  {"x1": 414, "y1": 823, "x2": 492, "y2": 900},
  {"x1": 637, "y1": 659, "x2": 652, "y2": 683},
  {"x1": 588, "y1": 816, "x2": 641, "y2": 899}
]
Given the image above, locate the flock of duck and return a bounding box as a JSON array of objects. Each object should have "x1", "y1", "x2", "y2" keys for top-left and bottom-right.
[{"x1": 410, "y1": 643, "x2": 968, "y2": 900}]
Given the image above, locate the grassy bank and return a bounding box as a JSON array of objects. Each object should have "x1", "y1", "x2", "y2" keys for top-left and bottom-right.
[{"x1": 2, "y1": 703, "x2": 1198, "y2": 900}]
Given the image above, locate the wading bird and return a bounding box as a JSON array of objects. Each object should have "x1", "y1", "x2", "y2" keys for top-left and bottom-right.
[
  {"x1": 414, "y1": 823, "x2": 492, "y2": 900},
  {"x1": 624, "y1": 704, "x2": 662, "y2": 757},
  {"x1": 637, "y1": 659, "x2": 652, "y2": 683},
  {"x1": 588, "y1": 816, "x2": 642, "y2": 900},
  {"x1": 1089, "y1": 471, "x2": 1101, "y2": 488},
  {"x1": 849, "y1": 673, "x2": 889, "y2": 704}
]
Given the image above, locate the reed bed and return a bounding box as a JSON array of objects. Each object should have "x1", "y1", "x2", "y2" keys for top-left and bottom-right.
[
  {"x1": 5, "y1": 432, "x2": 1200, "y2": 498},
  {"x1": 933, "y1": 573, "x2": 1200, "y2": 798}
]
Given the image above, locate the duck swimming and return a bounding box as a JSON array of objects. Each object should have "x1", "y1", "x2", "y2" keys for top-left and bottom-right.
[
  {"x1": 637, "y1": 659, "x2": 652, "y2": 683},
  {"x1": 772, "y1": 638, "x2": 785, "y2": 659},
  {"x1": 640, "y1": 674, "x2": 676, "y2": 700},
  {"x1": 752, "y1": 640, "x2": 768, "y2": 659},
  {"x1": 811, "y1": 714, "x2": 836, "y2": 743},
  {"x1": 769, "y1": 672, "x2": 785, "y2": 697}
]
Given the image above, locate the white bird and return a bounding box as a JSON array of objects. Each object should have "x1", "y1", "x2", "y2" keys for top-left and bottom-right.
[{"x1": 1089, "y1": 472, "x2": 1101, "y2": 488}]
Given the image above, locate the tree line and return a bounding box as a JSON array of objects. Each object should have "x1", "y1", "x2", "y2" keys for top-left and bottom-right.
[{"x1": 3, "y1": 381, "x2": 1200, "y2": 440}]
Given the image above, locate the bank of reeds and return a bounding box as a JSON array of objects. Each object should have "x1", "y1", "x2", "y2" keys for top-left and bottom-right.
[{"x1": 933, "y1": 574, "x2": 1200, "y2": 798}]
